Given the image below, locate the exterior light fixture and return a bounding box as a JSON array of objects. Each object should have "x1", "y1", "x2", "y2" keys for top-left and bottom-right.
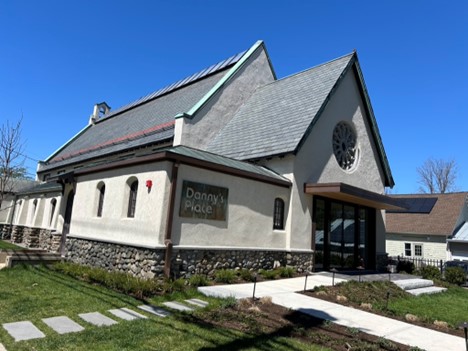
[{"x1": 459, "y1": 322, "x2": 468, "y2": 351}]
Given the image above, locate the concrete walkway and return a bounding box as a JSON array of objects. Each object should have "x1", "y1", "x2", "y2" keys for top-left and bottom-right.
[{"x1": 199, "y1": 273, "x2": 465, "y2": 351}]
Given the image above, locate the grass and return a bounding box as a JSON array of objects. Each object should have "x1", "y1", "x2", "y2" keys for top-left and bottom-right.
[
  {"x1": 313, "y1": 280, "x2": 468, "y2": 329},
  {"x1": 0, "y1": 240, "x2": 23, "y2": 250},
  {"x1": 0, "y1": 265, "x2": 326, "y2": 351}
]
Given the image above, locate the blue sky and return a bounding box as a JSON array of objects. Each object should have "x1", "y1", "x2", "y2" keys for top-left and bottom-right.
[{"x1": 0, "y1": 1, "x2": 467, "y2": 194}]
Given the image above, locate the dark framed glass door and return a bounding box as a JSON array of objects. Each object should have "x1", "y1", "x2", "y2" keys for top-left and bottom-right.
[{"x1": 312, "y1": 196, "x2": 375, "y2": 271}]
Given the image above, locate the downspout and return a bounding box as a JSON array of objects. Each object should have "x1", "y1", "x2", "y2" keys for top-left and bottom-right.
[{"x1": 164, "y1": 161, "x2": 180, "y2": 278}]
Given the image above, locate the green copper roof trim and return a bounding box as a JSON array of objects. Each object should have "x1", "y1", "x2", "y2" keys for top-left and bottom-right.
[
  {"x1": 175, "y1": 40, "x2": 267, "y2": 120},
  {"x1": 43, "y1": 124, "x2": 92, "y2": 163}
]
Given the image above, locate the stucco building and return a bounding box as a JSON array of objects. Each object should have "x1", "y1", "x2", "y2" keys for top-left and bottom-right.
[{"x1": 1, "y1": 41, "x2": 400, "y2": 277}]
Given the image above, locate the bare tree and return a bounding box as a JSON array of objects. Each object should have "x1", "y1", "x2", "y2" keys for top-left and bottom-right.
[
  {"x1": 417, "y1": 158, "x2": 458, "y2": 194},
  {"x1": 0, "y1": 119, "x2": 25, "y2": 210}
]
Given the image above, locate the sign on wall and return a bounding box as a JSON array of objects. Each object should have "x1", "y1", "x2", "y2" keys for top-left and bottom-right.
[{"x1": 179, "y1": 180, "x2": 228, "y2": 221}]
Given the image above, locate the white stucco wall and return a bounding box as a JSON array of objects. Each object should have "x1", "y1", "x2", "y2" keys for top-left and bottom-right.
[
  {"x1": 171, "y1": 164, "x2": 290, "y2": 249},
  {"x1": 69, "y1": 162, "x2": 172, "y2": 248},
  {"x1": 0, "y1": 196, "x2": 14, "y2": 224},
  {"x1": 386, "y1": 233, "x2": 447, "y2": 261},
  {"x1": 262, "y1": 68, "x2": 388, "y2": 252},
  {"x1": 175, "y1": 45, "x2": 275, "y2": 149}
]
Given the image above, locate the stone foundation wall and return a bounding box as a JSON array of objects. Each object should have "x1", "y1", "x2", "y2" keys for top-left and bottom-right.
[
  {"x1": 66, "y1": 238, "x2": 166, "y2": 279},
  {"x1": 5, "y1": 225, "x2": 59, "y2": 252},
  {"x1": 0, "y1": 224, "x2": 11, "y2": 240},
  {"x1": 65, "y1": 237, "x2": 314, "y2": 279}
]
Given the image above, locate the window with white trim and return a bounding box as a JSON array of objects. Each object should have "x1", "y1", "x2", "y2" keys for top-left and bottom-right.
[
  {"x1": 404, "y1": 243, "x2": 411, "y2": 256},
  {"x1": 414, "y1": 244, "x2": 423, "y2": 257}
]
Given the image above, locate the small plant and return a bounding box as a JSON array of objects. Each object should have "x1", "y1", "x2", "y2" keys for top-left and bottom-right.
[
  {"x1": 445, "y1": 267, "x2": 466, "y2": 285},
  {"x1": 238, "y1": 268, "x2": 255, "y2": 282},
  {"x1": 189, "y1": 274, "x2": 210, "y2": 287},
  {"x1": 378, "y1": 337, "x2": 398, "y2": 351},
  {"x1": 259, "y1": 269, "x2": 278, "y2": 280},
  {"x1": 419, "y1": 265, "x2": 441, "y2": 280},
  {"x1": 347, "y1": 327, "x2": 360, "y2": 336},
  {"x1": 278, "y1": 266, "x2": 294, "y2": 278},
  {"x1": 215, "y1": 269, "x2": 237, "y2": 284},
  {"x1": 220, "y1": 296, "x2": 237, "y2": 309}
]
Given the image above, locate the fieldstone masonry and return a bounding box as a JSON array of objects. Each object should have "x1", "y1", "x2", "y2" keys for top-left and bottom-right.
[{"x1": 65, "y1": 237, "x2": 314, "y2": 279}]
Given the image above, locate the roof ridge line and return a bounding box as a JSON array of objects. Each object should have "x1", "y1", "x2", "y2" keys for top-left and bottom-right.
[{"x1": 175, "y1": 40, "x2": 265, "y2": 120}]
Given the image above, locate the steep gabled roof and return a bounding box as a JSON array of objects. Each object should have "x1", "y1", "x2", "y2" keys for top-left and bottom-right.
[
  {"x1": 207, "y1": 52, "x2": 394, "y2": 187},
  {"x1": 39, "y1": 48, "x2": 249, "y2": 172},
  {"x1": 386, "y1": 193, "x2": 468, "y2": 236}
]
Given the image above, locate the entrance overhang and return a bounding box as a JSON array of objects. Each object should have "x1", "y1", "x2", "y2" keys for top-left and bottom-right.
[{"x1": 304, "y1": 182, "x2": 405, "y2": 210}]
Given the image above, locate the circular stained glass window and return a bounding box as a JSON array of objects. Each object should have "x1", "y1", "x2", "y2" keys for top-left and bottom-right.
[{"x1": 332, "y1": 122, "x2": 359, "y2": 171}]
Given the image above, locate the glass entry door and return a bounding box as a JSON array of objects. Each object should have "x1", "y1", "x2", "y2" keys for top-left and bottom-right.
[{"x1": 313, "y1": 197, "x2": 374, "y2": 271}]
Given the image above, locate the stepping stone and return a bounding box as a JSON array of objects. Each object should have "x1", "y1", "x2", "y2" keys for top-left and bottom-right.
[
  {"x1": 163, "y1": 301, "x2": 194, "y2": 312},
  {"x1": 138, "y1": 305, "x2": 171, "y2": 318},
  {"x1": 108, "y1": 308, "x2": 148, "y2": 321},
  {"x1": 78, "y1": 312, "x2": 117, "y2": 326},
  {"x1": 185, "y1": 298, "x2": 209, "y2": 308},
  {"x1": 42, "y1": 316, "x2": 84, "y2": 334},
  {"x1": 3, "y1": 321, "x2": 45, "y2": 341}
]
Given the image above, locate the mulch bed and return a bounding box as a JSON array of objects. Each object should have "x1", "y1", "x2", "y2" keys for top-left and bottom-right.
[
  {"x1": 186, "y1": 297, "x2": 416, "y2": 351},
  {"x1": 302, "y1": 286, "x2": 465, "y2": 339}
]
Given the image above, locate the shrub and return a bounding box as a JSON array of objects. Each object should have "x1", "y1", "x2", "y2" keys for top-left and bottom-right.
[
  {"x1": 445, "y1": 267, "x2": 466, "y2": 285},
  {"x1": 220, "y1": 296, "x2": 237, "y2": 309},
  {"x1": 278, "y1": 266, "x2": 295, "y2": 278},
  {"x1": 259, "y1": 269, "x2": 278, "y2": 280},
  {"x1": 397, "y1": 260, "x2": 415, "y2": 274},
  {"x1": 189, "y1": 274, "x2": 210, "y2": 287},
  {"x1": 238, "y1": 269, "x2": 255, "y2": 282},
  {"x1": 419, "y1": 265, "x2": 441, "y2": 280},
  {"x1": 215, "y1": 269, "x2": 237, "y2": 284}
]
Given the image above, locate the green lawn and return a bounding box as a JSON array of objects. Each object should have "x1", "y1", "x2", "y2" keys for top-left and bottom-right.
[
  {"x1": 0, "y1": 240, "x2": 23, "y2": 250},
  {"x1": 388, "y1": 286, "x2": 468, "y2": 327},
  {"x1": 0, "y1": 265, "x2": 326, "y2": 351}
]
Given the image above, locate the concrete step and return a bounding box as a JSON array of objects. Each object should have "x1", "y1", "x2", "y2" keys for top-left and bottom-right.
[
  {"x1": 407, "y1": 286, "x2": 447, "y2": 296},
  {"x1": 3, "y1": 251, "x2": 62, "y2": 268},
  {"x1": 393, "y1": 278, "x2": 434, "y2": 290}
]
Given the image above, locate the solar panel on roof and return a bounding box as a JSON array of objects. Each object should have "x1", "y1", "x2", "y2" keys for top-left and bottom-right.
[{"x1": 387, "y1": 197, "x2": 437, "y2": 214}]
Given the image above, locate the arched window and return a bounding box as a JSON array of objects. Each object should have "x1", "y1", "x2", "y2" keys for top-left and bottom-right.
[
  {"x1": 49, "y1": 198, "x2": 57, "y2": 226},
  {"x1": 273, "y1": 198, "x2": 285, "y2": 230},
  {"x1": 127, "y1": 180, "x2": 138, "y2": 218},
  {"x1": 97, "y1": 183, "x2": 105, "y2": 217}
]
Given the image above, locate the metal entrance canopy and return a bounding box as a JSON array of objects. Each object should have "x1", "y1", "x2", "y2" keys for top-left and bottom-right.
[{"x1": 304, "y1": 182, "x2": 404, "y2": 210}]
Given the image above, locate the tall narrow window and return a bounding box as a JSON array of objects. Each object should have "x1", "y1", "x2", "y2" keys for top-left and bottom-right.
[
  {"x1": 273, "y1": 198, "x2": 285, "y2": 230},
  {"x1": 49, "y1": 199, "x2": 57, "y2": 226},
  {"x1": 404, "y1": 243, "x2": 412, "y2": 256},
  {"x1": 97, "y1": 184, "x2": 105, "y2": 217},
  {"x1": 127, "y1": 180, "x2": 138, "y2": 218}
]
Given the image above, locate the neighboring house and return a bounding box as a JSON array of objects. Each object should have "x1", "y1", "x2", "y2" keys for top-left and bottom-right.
[
  {"x1": 5, "y1": 40, "x2": 400, "y2": 277},
  {"x1": 386, "y1": 192, "x2": 468, "y2": 262}
]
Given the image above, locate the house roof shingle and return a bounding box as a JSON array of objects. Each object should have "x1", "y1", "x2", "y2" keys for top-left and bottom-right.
[
  {"x1": 386, "y1": 193, "x2": 468, "y2": 236},
  {"x1": 206, "y1": 53, "x2": 355, "y2": 160},
  {"x1": 39, "y1": 50, "x2": 246, "y2": 172}
]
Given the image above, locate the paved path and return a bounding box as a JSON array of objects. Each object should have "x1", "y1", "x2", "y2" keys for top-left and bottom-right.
[
  {"x1": 1, "y1": 299, "x2": 207, "y2": 350},
  {"x1": 199, "y1": 273, "x2": 465, "y2": 351}
]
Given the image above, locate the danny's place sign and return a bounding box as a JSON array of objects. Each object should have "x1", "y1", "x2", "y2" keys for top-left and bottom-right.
[{"x1": 179, "y1": 180, "x2": 228, "y2": 221}]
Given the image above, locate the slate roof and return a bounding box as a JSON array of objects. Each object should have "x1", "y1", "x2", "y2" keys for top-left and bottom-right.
[
  {"x1": 40, "y1": 51, "x2": 246, "y2": 172},
  {"x1": 207, "y1": 53, "x2": 355, "y2": 160},
  {"x1": 17, "y1": 181, "x2": 62, "y2": 195},
  {"x1": 386, "y1": 193, "x2": 468, "y2": 236},
  {"x1": 167, "y1": 145, "x2": 290, "y2": 185}
]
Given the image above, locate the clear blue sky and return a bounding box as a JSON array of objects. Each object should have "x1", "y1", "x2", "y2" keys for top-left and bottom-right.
[{"x1": 0, "y1": 1, "x2": 467, "y2": 194}]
